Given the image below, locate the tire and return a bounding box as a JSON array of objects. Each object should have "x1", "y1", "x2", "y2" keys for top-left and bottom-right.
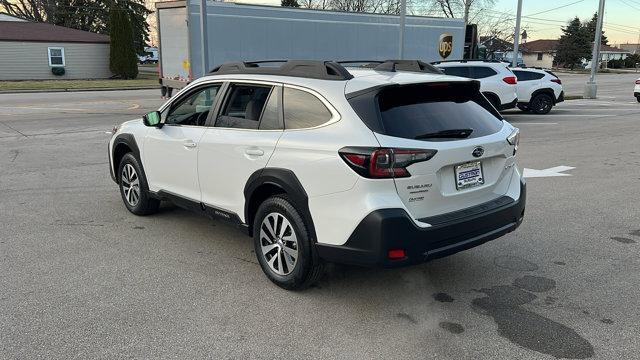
[
  {"x1": 636, "y1": 96, "x2": 640, "y2": 103},
  {"x1": 253, "y1": 195, "x2": 323, "y2": 290},
  {"x1": 529, "y1": 93, "x2": 554, "y2": 114},
  {"x1": 117, "y1": 153, "x2": 160, "y2": 215},
  {"x1": 517, "y1": 104, "x2": 530, "y2": 112}
]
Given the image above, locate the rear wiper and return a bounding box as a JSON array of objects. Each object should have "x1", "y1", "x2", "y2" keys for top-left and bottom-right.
[{"x1": 414, "y1": 128, "x2": 474, "y2": 140}]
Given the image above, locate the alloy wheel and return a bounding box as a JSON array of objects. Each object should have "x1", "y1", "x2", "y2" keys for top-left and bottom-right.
[
  {"x1": 260, "y1": 212, "x2": 299, "y2": 276},
  {"x1": 121, "y1": 163, "x2": 141, "y2": 207}
]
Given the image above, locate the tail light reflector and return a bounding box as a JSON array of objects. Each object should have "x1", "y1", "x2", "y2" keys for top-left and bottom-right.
[
  {"x1": 339, "y1": 147, "x2": 437, "y2": 179},
  {"x1": 503, "y1": 76, "x2": 517, "y2": 85},
  {"x1": 551, "y1": 78, "x2": 562, "y2": 85},
  {"x1": 388, "y1": 249, "x2": 406, "y2": 260}
]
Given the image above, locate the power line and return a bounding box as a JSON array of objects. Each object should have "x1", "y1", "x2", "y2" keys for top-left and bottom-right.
[{"x1": 525, "y1": 0, "x2": 587, "y2": 17}]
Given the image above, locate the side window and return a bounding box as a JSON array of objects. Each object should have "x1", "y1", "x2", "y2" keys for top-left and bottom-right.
[
  {"x1": 259, "y1": 86, "x2": 282, "y2": 130},
  {"x1": 470, "y1": 66, "x2": 497, "y2": 79},
  {"x1": 165, "y1": 85, "x2": 221, "y2": 126},
  {"x1": 440, "y1": 66, "x2": 470, "y2": 78},
  {"x1": 283, "y1": 87, "x2": 332, "y2": 129},
  {"x1": 512, "y1": 70, "x2": 528, "y2": 81},
  {"x1": 216, "y1": 84, "x2": 273, "y2": 129},
  {"x1": 529, "y1": 72, "x2": 545, "y2": 80}
]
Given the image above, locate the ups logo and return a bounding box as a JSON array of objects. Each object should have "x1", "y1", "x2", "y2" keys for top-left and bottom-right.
[{"x1": 439, "y1": 34, "x2": 453, "y2": 59}]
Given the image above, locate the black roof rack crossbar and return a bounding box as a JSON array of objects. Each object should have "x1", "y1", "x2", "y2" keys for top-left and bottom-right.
[
  {"x1": 431, "y1": 59, "x2": 505, "y2": 65},
  {"x1": 209, "y1": 60, "x2": 354, "y2": 81},
  {"x1": 338, "y1": 60, "x2": 443, "y2": 74}
]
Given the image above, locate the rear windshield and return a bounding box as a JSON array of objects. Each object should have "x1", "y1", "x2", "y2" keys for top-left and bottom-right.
[{"x1": 348, "y1": 82, "x2": 503, "y2": 141}]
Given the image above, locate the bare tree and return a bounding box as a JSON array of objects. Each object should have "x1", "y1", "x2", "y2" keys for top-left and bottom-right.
[{"x1": 430, "y1": 0, "x2": 495, "y2": 24}]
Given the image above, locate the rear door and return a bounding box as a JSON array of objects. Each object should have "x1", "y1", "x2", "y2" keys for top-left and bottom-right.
[
  {"x1": 198, "y1": 82, "x2": 284, "y2": 220},
  {"x1": 364, "y1": 82, "x2": 517, "y2": 220}
]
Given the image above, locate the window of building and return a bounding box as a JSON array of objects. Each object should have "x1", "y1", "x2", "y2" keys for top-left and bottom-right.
[
  {"x1": 48, "y1": 47, "x2": 65, "y2": 66},
  {"x1": 537, "y1": 52, "x2": 543, "y2": 61}
]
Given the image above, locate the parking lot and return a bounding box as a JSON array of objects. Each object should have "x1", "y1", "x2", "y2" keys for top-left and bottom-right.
[{"x1": 1, "y1": 72, "x2": 639, "y2": 359}]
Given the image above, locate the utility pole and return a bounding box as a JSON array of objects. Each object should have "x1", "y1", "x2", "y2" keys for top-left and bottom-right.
[
  {"x1": 398, "y1": 0, "x2": 406, "y2": 59},
  {"x1": 512, "y1": 0, "x2": 523, "y2": 67},
  {"x1": 199, "y1": 0, "x2": 209, "y2": 77},
  {"x1": 584, "y1": 0, "x2": 606, "y2": 99}
]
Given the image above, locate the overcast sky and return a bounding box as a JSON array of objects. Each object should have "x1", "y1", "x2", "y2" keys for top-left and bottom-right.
[{"x1": 232, "y1": 0, "x2": 640, "y2": 45}]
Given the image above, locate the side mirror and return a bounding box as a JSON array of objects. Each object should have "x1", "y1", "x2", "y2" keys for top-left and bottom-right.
[{"x1": 143, "y1": 111, "x2": 162, "y2": 127}]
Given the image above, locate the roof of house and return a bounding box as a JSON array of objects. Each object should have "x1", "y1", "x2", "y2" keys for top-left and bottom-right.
[
  {"x1": 0, "y1": 12, "x2": 28, "y2": 21},
  {"x1": 0, "y1": 21, "x2": 109, "y2": 43},
  {"x1": 600, "y1": 44, "x2": 630, "y2": 53},
  {"x1": 522, "y1": 39, "x2": 559, "y2": 53}
]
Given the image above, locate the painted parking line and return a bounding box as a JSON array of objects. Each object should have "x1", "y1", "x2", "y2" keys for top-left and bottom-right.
[{"x1": 509, "y1": 122, "x2": 558, "y2": 125}]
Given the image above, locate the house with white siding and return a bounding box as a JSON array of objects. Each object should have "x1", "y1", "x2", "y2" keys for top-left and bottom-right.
[{"x1": 0, "y1": 20, "x2": 111, "y2": 80}]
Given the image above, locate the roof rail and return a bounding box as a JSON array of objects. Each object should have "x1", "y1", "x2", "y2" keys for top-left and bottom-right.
[
  {"x1": 431, "y1": 59, "x2": 505, "y2": 65},
  {"x1": 209, "y1": 60, "x2": 354, "y2": 81},
  {"x1": 339, "y1": 60, "x2": 443, "y2": 74}
]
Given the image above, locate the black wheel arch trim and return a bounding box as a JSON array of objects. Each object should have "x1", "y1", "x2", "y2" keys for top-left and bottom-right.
[
  {"x1": 531, "y1": 88, "x2": 556, "y2": 103},
  {"x1": 244, "y1": 168, "x2": 317, "y2": 242},
  {"x1": 111, "y1": 133, "x2": 145, "y2": 185}
]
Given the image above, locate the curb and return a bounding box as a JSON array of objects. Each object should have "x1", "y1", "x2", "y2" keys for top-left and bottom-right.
[
  {"x1": 0, "y1": 86, "x2": 159, "y2": 94},
  {"x1": 564, "y1": 95, "x2": 583, "y2": 100}
]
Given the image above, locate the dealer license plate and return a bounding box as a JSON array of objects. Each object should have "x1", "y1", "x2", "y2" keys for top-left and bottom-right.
[{"x1": 455, "y1": 161, "x2": 484, "y2": 190}]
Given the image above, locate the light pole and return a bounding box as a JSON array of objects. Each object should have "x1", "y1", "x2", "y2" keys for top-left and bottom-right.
[
  {"x1": 199, "y1": 0, "x2": 209, "y2": 77},
  {"x1": 399, "y1": 0, "x2": 406, "y2": 59},
  {"x1": 512, "y1": 0, "x2": 523, "y2": 67},
  {"x1": 584, "y1": 0, "x2": 606, "y2": 99}
]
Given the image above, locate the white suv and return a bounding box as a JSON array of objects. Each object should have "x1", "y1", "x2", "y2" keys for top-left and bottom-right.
[
  {"x1": 108, "y1": 60, "x2": 526, "y2": 289},
  {"x1": 511, "y1": 68, "x2": 564, "y2": 114},
  {"x1": 432, "y1": 60, "x2": 518, "y2": 111},
  {"x1": 634, "y1": 78, "x2": 639, "y2": 102}
]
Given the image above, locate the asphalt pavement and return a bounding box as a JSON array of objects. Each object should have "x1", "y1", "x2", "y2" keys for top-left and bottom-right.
[{"x1": 1, "y1": 74, "x2": 639, "y2": 359}]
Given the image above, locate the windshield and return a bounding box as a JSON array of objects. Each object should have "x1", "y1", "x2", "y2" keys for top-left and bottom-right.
[{"x1": 348, "y1": 82, "x2": 503, "y2": 141}]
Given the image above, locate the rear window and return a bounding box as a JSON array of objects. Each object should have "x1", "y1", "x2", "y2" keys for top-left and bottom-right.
[{"x1": 349, "y1": 82, "x2": 503, "y2": 141}]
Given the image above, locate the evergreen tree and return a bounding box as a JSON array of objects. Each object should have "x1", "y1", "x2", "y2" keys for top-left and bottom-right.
[
  {"x1": 281, "y1": 0, "x2": 300, "y2": 7},
  {"x1": 109, "y1": 4, "x2": 139, "y2": 79},
  {"x1": 555, "y1": 17, "x2": 591, "y2": 69},
  {"x1": 585, "y1": 13, "x2": 609, "y2": 46}
]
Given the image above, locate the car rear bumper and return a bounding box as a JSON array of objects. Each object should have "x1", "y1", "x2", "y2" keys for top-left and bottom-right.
[
  {"x1": 556, "y1": 91, "x2": 564, "y2": 103},
  {"x1": 499, "y1": 98, "x2": 518, "y2": 110},
  {"x1": 316, "y1": 179, "x2": 526, "y2": 267}
]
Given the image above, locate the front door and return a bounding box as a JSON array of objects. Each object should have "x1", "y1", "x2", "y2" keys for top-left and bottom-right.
[{"x1": 144, "y1": 84, "x2": 222, "y2": 201}]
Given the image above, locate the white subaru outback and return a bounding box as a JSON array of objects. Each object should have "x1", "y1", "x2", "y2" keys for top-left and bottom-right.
[{"x1": 108, "y1": 60, "x2": 526, "y2": 290}]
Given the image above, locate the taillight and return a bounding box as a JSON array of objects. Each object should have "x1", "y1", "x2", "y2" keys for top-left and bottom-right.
[
  {"x1": 339, "y1": 147, "x2": 437, "y2": 179},
  {"x1": 551, "y1": 78, "x2": 562, "y2": 85},
  {"x1": 503, "y1": 76, "x2": 517, "y2": 85},
  {"x1": 636, "y1": 80, "x2": 640, "y2": 85}
]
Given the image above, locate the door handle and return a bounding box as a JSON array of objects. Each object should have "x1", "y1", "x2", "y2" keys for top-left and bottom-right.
[
  {"x1": 245, "y1": 148, "x2": 264, "y2": 156},
  {"x1": 183, "y1": 140, "x2": 197, "y2": 148}
]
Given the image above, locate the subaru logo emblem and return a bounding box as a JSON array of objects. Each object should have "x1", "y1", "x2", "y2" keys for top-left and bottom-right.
[{"x1": 472, "y1": 147, "x2": 484, "y2": 158}]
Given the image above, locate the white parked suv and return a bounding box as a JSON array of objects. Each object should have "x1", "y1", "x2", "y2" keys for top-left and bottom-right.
[
  {"x1": 432, "y1": 60, "x2": 518, "y2": 111},
  {"x1": 634, "y1": 78, "x2": 640, "y2": 102},
  {"x1": 108, "y1": 60, "x2": 526, "y2": 289},
  {"x1": 511, "y1": 68, "x2": 564, "y2": 114}
]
